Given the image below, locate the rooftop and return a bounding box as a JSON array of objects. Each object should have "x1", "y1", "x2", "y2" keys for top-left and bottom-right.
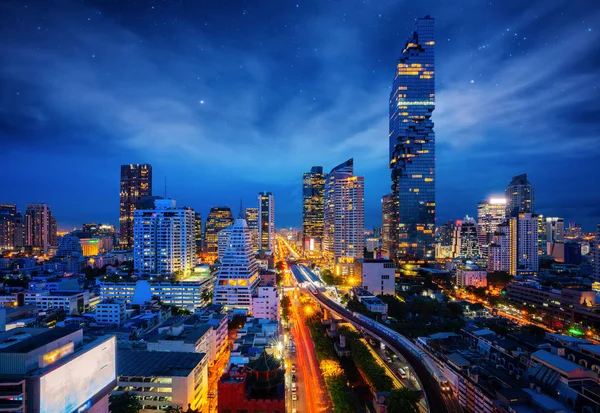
[
  {"x1": 118, "y1": 350, "x2": 205, "y2": 377},
  {"x1": 0, "y1": 327, "x2": 80, "y2": 353},
  {"x1": 531, "y1": 350, "x2": 582, "y2": 374}
]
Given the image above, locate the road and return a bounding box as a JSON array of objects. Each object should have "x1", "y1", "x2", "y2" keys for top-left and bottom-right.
[{"x1": 307, "y1": 287, "x2": 463, "y2": 413}]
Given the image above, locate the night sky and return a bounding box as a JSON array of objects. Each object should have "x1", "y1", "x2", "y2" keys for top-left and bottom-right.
[{"x1": 1, "y1": 0, "x2": 599, "y2": 231}]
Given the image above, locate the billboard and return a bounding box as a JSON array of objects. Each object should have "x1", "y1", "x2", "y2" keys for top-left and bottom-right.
[{"x1": 39, "y1": 336, "x2": 116, "y2": 413}]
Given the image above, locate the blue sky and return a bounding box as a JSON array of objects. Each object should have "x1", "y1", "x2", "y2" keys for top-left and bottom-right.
[{"x1": 1, "y1": 0, "x2": 599, "y2": 230}]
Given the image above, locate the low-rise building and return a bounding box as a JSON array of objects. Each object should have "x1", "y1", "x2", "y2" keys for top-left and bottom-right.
[
  {"x1": 251, "y1": 285, "x2": 279, "y2": 321},
  {"x1": 354, "y1": 258, "x2": 395, "y2": 296},
  {"x1": 456, "y1": 265, "x2": 487, "y2": 288},
  {"x1": 95, "y1": 300, "x2": 128, "y2": 325},
  {"x1": 35, "y1": 291, "x2": 89, "y2": 315},
  {"x1": 115, "y1": 350, "x2": 208, "y2": 413}
]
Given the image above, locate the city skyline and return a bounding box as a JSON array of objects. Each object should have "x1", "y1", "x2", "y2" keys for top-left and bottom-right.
[{"x1": 1, "y1": 0, "x2": 599, "y2": 230}]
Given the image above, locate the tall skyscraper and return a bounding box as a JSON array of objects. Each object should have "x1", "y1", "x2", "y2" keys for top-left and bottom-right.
[
  {"x1": 323, "y1": 159, "x2": 365, "y2": 277},
  {"x1": 0, "y1": 204, "x2": 16, "y2": 251},
  {"x1": 302, "y1": 166, "x2": 325, "y2": 251},
  {"x1": 213, "y1": 218, "x2": 261, "y2": 311},
  {"x1": 217, "y1": 225, "x2": 232, "y2": 263},
  {"x1": 477, "y1": 197, "x2": 507, "y2": 259},
  {"x1": 194, "y1": 212, "x2": 203, "y2": 256},
  {"x1": 505, "y1": 174, "x2": 534, "y2": 217},
  {"x1": 204, "y1": 207, "x2": 234, "y2": 257},
  {"x1": 451, "y1": 216, "x2": 480, "y2": 259},
  {"x1": 381, "y1": 194, "x2": 394, "y2": 258},
  {"x1": 488, "y1": 222, "x2": 510, "y2": 273},
  {"x1": 509, "y1": 213, "x2": 539, "y2": 276},
  {"x1": 133, "y1": 199, "x2": 195, "y2": 276},
  {"x1": 119, "y1": 164, "x2": 152, "y2": 249},
  {"x1": 593, "y1": 225, "x2": 600, "y2": 281},
  {"x1": 389, "y1": 16, "x2": 436, "y2": 263},
  {"x1": 244, "y1": 207, "x2": 259, "y2": 250},
  {"x1": 24, "y1": 203, "x2": 56, "y2": 254},
  {"x1": 258, "y1": 192, "x2": 275, "y2": 251}
]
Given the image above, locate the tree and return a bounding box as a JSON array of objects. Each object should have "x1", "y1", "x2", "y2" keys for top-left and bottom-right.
[
  {"x1": 281, "y1": 295, "x2": 291, "y2": 323},
  {"x1": 201, "y1": 289, "x2": 214, "y2": 303},
  {"x1": 388, "y1": 388, "x2": 420, "y2": 413},
  {"x1": 487, "y1": 271, "x2": 512, "y2": 289},
  {"x1": 109, "y1": 393, "x2": 141, "y2": 413},
  {"x1": 321, "y1": 269, "x2": 334, "y2": 285}
]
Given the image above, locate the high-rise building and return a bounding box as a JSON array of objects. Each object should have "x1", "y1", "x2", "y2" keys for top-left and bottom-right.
[
  {"x1": 477, "y1": 198, "x2": 507, "y2": 259},
  {"x1": 204, "y1": 207, "x2": 234, "y2": 257},
  {"x1": 323, "y1": 159, "x2": 365, "y2": 278},
  {"x1": 488, "y1": 222, "x2": 511, "y2": 273},
  {"x1": 546, "y1": 217, "x2": 565, "y2": 243},
  {"x1": 0, "y1": 204, "x2": 16, "y2": 250},
  {"x1": 24, "y1": 203, "x2": 56, "y2": 254},
  {"x1": 381, "y1": 194, "x2": 394, "y2": 259},
  {"x1": 435, "y1": 220, "x2": 455, "y2": 259},
  {"x1": 119, "y1": 164, "x2": 152, "y2": 249},
  {"x1": 133, "y1": 199, "x2": 195, "y2": 277},
  {"x1": 244, "y1": 207, "x2": 259, "y2": 251},
  {"x1": 56, "y1": 234, "x2": 83, "y2": 258},
  {"x1": 258, "y1": 192, "x2": 275, "y2": 251},
  {"x1": 593, "y1": 225, "x2": 600, "y2": 281},
  {"x1": 302, "y1": 166, "x2": 325, "y2": 251},
  {"x1": 505, "y1": 174, "x2": 534, "y2": 217},
  {"x1": 213, "y1": 218, "x2": 260, "y2": 311},
  {"x1": 194, "y1": 212, "x2": 203, "y2": 256},
  {"x1": 217, "y1": 225, "x2": 232, "y2": 263},
  {"x1": 389, "y1": 16, "x2": 436, "y2": 263},
  {"x1": 509, "y1": 213, "x2": 539, "y2": 276},
  {"x1": 451, "y1": 216, "x2": 480, "y2": 259},
  {"x1": 566, "y1": 222, "x2": 583, "y2": 239}
]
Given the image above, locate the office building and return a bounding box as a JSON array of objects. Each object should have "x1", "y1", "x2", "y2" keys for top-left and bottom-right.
[
  {"x1": 194, "y1": 212, "x2": 202, "y2": 256},
  {"x1": 435, "y1": 220, "x2": 455, "y2": 259},
  {"x1": 56, "y1": 234, "x2": 83, "y2": 258},
  {"x1": 213, "y1": 219, "x2": 261, "y2": 311},
  {"x1": 509, "y1": 213, "x2": 539, "y2": 275},
  {"x1": 0, "y1": 328, "x2": 116, "y2": 413},
  {"x1": 0, "y1": 204, "x2": 17, "y2": 251},
  {"x1": 133, "y1": 199, "x2": 195, "y2": 277},
  {"x1": 251, "y1": 286, "x2": 280, "y2": 321},
  {"x1": 79, "y1": 238, "x2": 100, "y2": 257},
  {"x1": 204, "y1": 206, "x2": 234, "y2": 257},
  {"x1": 245, "y1": 207, "x2": 259, "y2": 251},
  {"x1": 258, "y1": 192, "x2": 275, "y2": 251},
  {"x1": 487, "y1": 222, "x2": 511, "y2": 272},
  {"x1": 477, "y1": 198, "x2": 506, "y2": 258},
  {"x1": 218, "y1": 352, "x2": 285, "y2": 413},
  {"x1": 119, "y1": 164, "x2": 152, "y2": 249},
  {"x1": 389, "y1": 16, "x2": 436, "y2": 263},
  {"x1": 217, "y1": 225, "x2": 232, "y2": 263},
  {"x1": 381, "y1": 194, "x2": 394, "y2": 259},
  {"x1": 24, "y1": 203, "x2": 56, "y2": 254},
  {"x1": 505, "y1": 173, "x2": 534, "y2": 217},
  {"x1": 100, "y1": 278, "x2": 214, "y2": 310},
  {"x1": 546, "y1": 217, "x2": 565, "y2": 243},
  {"x1": 115, "y1": 350, "x2": 208, "y2": 413},
  {"x1": 456, "y1": 265, "x2": 487, "y2": 288},
  {"x1": 354, "y1": 258, "x2": 395, "y2": 296},
  {"x1": 452, "y1": 216, "x2": 480, "y2": 259},
  {"x1": 94, "y1": 300, "x2": 127, "y2": 325},
  {"x1": 323, "y1": 159, "x2": 365, "y2": 278},
  {"x1": 302, "y1": 166, "x2": 325, "y2": 251}
]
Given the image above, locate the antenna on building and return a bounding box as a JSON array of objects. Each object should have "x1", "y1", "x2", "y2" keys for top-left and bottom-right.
[{"x1": 238, "y1": 198, "x2": 244, "y2": 219}]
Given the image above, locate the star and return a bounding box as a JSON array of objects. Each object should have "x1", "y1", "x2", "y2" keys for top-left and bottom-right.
[{"x1": 199, "y1": 100, "x2": 205, "y2": 104}]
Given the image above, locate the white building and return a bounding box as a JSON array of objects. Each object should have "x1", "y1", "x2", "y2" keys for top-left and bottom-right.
[
  {"x1": 452, "y1": 216, "x2": 480, "y2": 259},
  {"x1": 100, "y1": 278, "x2": 214, "y2": 310},
  {"x1": 95, "y1": 300, "x2": 127, "y2": 325},
  {"x1": 456, "y1": 266, "x2": 487, "y2": 288},
  {"x1": 365, "y1": 238, "x2": 379, "y2": 253},
  {"x1": 487, "y1": 222, "x2": 510, "y2": 273},
  {"x1": 217, "y1": 226, "x2": 232, "y2": 262},
  {"x1": 133, "y1": 199, "x2": 195, "y2": 277},
  {"x1": 477, "y1": 198, "x2": 506, "y2": 259},
  {"x1": 251, "y1": 286, "x2": 280, "y2": 321},
  {"x1": 258, "y1": 192, "x2": 275, "y2": 251},
  {"x1": 213, "y1": 219, "x2": 261, "y2": 312},
  {"x1": 510, "y1": 213, "x2": 539, "y2": 275},
  {"x1": 323, "y1": 159, "x2": 365, "y2": 278},
  {"x1": 354, "y1": 258, "x2": 395, "y2": 296},
  {"x1": 546, "y1": 217, "x2": 565, "y2": 243}
]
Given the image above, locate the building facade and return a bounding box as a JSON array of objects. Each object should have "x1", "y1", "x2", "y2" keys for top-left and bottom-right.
[
  {"x1": 381, "y1": 194, "x2": 394, "y2": 259},
  {"x1": 452, "y1": 217, "x2": 480, "y2": 259},
  {"x1": 133, "y1": 199, "x2": 195, "y2": 277},
  {"x1": 487, "y1": 222, "x2": 511, "y2": 273},
  {"x1": 244, "y1": 207, "x2": 259, "y2": 251},
  {"x1": 194, "y1": 212, "x2": 202, "y2": 256},
  {"x1": 456, "y1": 266, "x2": 488, "y2": 288},
  {"x1": 258, "y1": 192, "x2": 275, "y2": 251},
  {"x1": 25, "y1": 203, "x2": 56, "y2": 254},
  {"x1": 509, "y1": 213, "x2": 539, "y2": 275},
  {"x1": 251, "y1": 286, "x2": 280, "y2": 321},
  {"x1": 204, "y1": 207, "x2": 234, "y2": 257},
  {"x1": 0, "y1": 204, "x2": 17, "y2": 251},
  {"x1": 95, "y1": 300, "x2": 128, "y2": 325},
  {"x1": 354, "y1": 258, "x2": 395, "y2": 296},
  {"x1": 477, "y1": 198, "x2": 506, "y2": 259},
  {"x1": 389, "y1": 16, "x2": 436, "y2": 263},
  {"x1": 217, "y1": 226, "x2": 232, "y2": 263},
  {"x1": 213, "y1": 219, "x2": 261, "y2": 311},
  {"x1": 323, "y1": 159, "x2": 365, "y2": 278},
  {"x1": 302, "y1": 166, "x2": 325, "y2": 252},
  {"x1": 119, "y1": 164, "x2": 152, "y2": 249},
  {"x1": 505, "y1": 174, "x2": 534, "y2": 217},
  {"x1": 546, "y1": 217, "x2": 565, "y2": 243}
]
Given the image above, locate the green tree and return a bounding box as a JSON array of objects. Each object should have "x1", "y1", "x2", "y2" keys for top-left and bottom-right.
[
  {"x1": 281, "y1": 295, "x2": 291, "y2": 323},
  {"x1": 109, "y1": 393, "x2": 141, "y2": 413},
  {"x1": 388, "y1": 388, "x2": 420, "y2": 413},
  {"x1": 321, "y1": 269, "x2": 334, "y2": 285}
]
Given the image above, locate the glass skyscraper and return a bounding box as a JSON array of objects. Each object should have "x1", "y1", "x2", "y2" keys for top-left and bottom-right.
[
  {"x1": 389, "y1": 16, "x2": 436, "y2": 262},
  {"x1": 302, "y1": 166, "x2": 325, "y2": 251}
]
